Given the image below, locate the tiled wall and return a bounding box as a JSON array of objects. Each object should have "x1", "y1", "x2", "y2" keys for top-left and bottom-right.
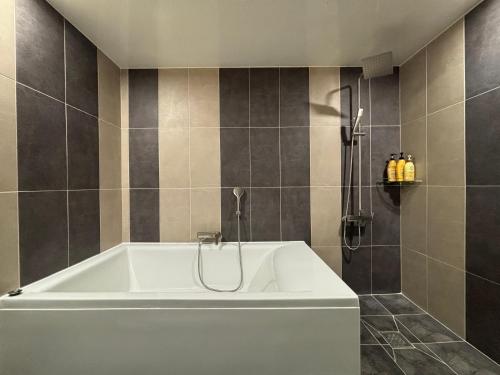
[
  {"x1": 122, "y1": 66, "x2": 401, "y2": 292},
  {"x1": 401, "y1": 0, "x2": 500, "y2": 362},
  {"x1": 0, "y1": 0, "x2": 122, "y2": 292}
]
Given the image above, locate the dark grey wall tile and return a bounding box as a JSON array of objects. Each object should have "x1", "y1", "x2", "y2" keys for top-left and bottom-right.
[
  {"x1": 19, "y1": 191, "x2": 68, "y2": 285},
  {"x1": 340, "y1": 67, "x2": 370, "y2": 127},
  {"x1": 129, "y1": 129, "x2": 159, "y2": 189},
  {"x1": 371, "y1": 68, "x2": 400, "y2": 125},
  {"x1": 466, "y1": 273, "x2": 500, "y2": 363},
  {"x1": 466, "y1": 88, "x2": 500, "y2": 185},
  {"x1": 280, "y1": 127, "x2": 310, "y2": 186},
  {"x1": 466, "y1": 187, "x2": 500, "y2": 284},
  {"x1": 16, "y1": 0, "x2": 65, "y2": 101},
  {"x1": 68, "y1": 190, "x2": 100, "y2": 265},
  {"x1": 130, "y1": 189, "x2": 160, "y2": 242},
  {"x1": 220, "y1": 68, "x2": 249, "y2": 127},
  {"x1": 371, "y1": 126, "x2": 400, "y2": 185},
  {"x1": 65, "y1": 22, "x2": 98, "y2": 116},
  {"x1": 220, "y1": 128, "x2": 250, "y2": 187},
  {"x1": 341, "y1": 186, "x2": 372, "y2": 247},
  {"x1": 372, "y1": 186, "x2": 400, "y2": 246},
  {"x1": 342, "y1": 246, "x2": 371, "y2": 294},
  {"x1": 250, "y1": 128, "x2": 279, "y2": 187},
  {"x1": 250, "y1": 188, "x2": 281, "y2": 241},
  {"x1": 279, "y1": 68, "x2": 309, "y2": 126},
  {"x1": 281, "y1": 187, "x2": 310, "y2": 244},
  {"x1": 129, "y1": 69, "x2": 158, "y2": 128},
  {"x1": 250, "y1": 68, "x2": 279, "y2": 127},
  {"x1": 17, "y1": 84, "x2": 67, "y2": 191},
  {"x1": 221, "y1": 188, "x2": 250, "y2": 242},
  {"x1": 67, "y1": 107, "x2": 99, "y2": 189},
  {"x1": 340, "y1": 126, "x2": 370, "y2": 187},
  {"x1": 465, "y1": 0, "x2": 500, "y2": 98},
  {"x1": 372, "y1": 246, "x2": 401, "y2": 293}
]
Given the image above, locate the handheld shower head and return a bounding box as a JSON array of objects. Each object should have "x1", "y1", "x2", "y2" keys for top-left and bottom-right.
[{"x1": 233, "y1": 187, "x2": 245, "y2": 217}]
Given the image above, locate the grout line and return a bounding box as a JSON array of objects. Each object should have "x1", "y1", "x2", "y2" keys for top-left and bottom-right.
[
  {"x1": 248, "y1": 68, "x2": 252, "y2": 241},
  {"x1": 465, "y1": 82, "x2": 500, "y2": 102},
  {"x1": 462, "y1": 20, "x2": 467, "y2": 339},
  {"x1": 278, "y1": 68, "x2": 282, "y2": 241},
  {"x1": 424, "y1": 47, "x2": 429, "y2": 311},
  {"x1": 63, "y1": 19, "x2": 70, "y2": 268},
  {"x1": 13, "y1": 0, "x2": 20, "y2": 288},
  {"x1": 187, "y1": 69, "x2": 192, "y2": 240}
]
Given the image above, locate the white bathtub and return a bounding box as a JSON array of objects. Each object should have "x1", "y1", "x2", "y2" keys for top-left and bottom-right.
[{"x1": 0, "y1": 241, "x2": 360, "y2": 375}]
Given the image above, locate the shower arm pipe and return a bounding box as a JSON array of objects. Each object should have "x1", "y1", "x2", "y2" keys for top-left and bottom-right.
[{"x1": 357, "y1": 74, "x2": 363, "y2": 214}]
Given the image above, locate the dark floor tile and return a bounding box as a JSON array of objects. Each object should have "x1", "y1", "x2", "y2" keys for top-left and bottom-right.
[
  {"x1": 381, "y1": 331, "x2": 412, "y2": 349},
  {"x1": 396, "y1": 315, "x2": 461, "y2": 344},
  {"x1": 68, "y1": 190, "x2": 100, "y2": 265},
  {"x1": 221, "y1": 188, "x2": 250, "y2": 242},
  {"x1": 67, "y1": 107, "x2": 99, "y2": 189},
  {"x1": 280, "y1": 127, "x2": 310, "y2": 186},
  {"x1": 130, "y1": 189, "x2": 160, "y2": 242},
  {"x1": 370, "y1": 68, "x2": 399, "y2": 125},
  {"x1": 375, "y1": 294, "x2": 424, "y2": 315},
  {"x1": 361, "y1": 345, "x2": 404, "y2": 375},
  {"x1": 279, "y1": 68, "x2": 309, "y2": 127},
  {"x1": 281, "y1": 187, "x2": 310, "y2": 244},
  {"x1": 17, "y1": 84, "x2": 67, "y2": 191},
  {"x1": 16, "y1": 0, "x2": 65, "y2": 101},
  {"x1": 220, "y1": 128, "x2": 250, "y2": 187},
  {"x1": 413, "y1": 344, "x2": 441, "y2": 361},
  {"x1": 466, "y1": 273, "x2": 500, "y2": 363},
  {"x1": 129, "y1": 129, "x2": 159, "y2": 188},
  {"x1": 342, "y1": 246, "x2": 371, "y2": 294},
  {"x1": 371, "y1": 186, "x2": 400, "y2": 246},
  {"x1": 465, "y1": 0, "x2": 500, "y2": 98},
  {"x1": 250, "y1": 188, "x2": 281, "y2": 241},
  {"x1": 362, "y1": 315, "x2": 398, "y2": 332},
  {"x1": 250, "y1": 68, "x2": 279, "y2": 127},
  {"x1": 466, "y1": 187, "x2": 500, "y2": 283},
  {"x1": 361, "y1": 322, "x2": 378, "y2": 344},
  {"x1": 128, "y1": 69, "x2": 158, "y2": 128},
  {"x1": 250, "y1": 128, "x2": 279, "y2": 187},
  {"x1": 466, "y1": 89, "x2": 500, "y2": 185},
  {"x1": 427, "y1": 342, "x2": 500, "y2": 375},
  {"x1": 340, "y1": 67, "x2": 370, "y2": 127},
  {"x1": 341, "y1": 186, "x2": 372, "y2": 247},
  {"x1": 396, "y1": 320, "x2": 420, "y2": 343},
  {"x1": 341, "y1": 125, "x2": 370, "y2": 187},
  {"x1": 372, "y1": 246, "x2": 401, "y2": 294},
  {"x1": 220, "y1": 68, "x2": 249, "y2": 127},
  {"x1": 19, "y1": 191, "x2": 68, "y2": 285},
  {"x1": 65, "y1": 21, "x2": 98, "y2": 116},
  {"x1": 364, "y1": 324, "x2": 389, "y2": 346},
  {"x1": 359, "y1": 295, "x2": 391, "y2": 316},
  {"x1": 370, "y1": 126, "x2": 400, "y2": 185},
  {"x1": 394, "y1": 348, "x2": 456, "y2": 374}
]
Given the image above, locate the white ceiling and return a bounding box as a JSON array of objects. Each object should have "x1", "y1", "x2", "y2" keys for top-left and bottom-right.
[{"x1": 48, "y1": 0, "x2": 482, "y2": 69}]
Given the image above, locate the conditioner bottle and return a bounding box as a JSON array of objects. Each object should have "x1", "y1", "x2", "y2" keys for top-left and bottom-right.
[
  {"x1": 404, "y1": 154, "x2": 415, "y2": 182},
  {"x1": 396, "y1": 152, "x2": 405, "y2": 182},
  {"x1": 387, "y1": 154, "x2": 397, "y2": 182}
]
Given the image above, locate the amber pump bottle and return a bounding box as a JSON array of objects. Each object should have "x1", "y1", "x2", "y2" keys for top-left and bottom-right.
[
  {"x1": 396, "y1": 152, "x2": 405, "y2": 182},
  {"x1": 387, "y1": 154, "x2": 397, "y2": 182}
]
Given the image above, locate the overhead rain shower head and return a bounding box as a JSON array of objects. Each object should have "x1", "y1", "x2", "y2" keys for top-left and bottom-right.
[{"x1": 361, "y1": 51, "x2": 393, "y2": 79}]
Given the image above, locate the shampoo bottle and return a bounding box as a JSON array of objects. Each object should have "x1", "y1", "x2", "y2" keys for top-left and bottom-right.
[
  {"x1": 387, "y1": 154, "x2": 397, "y2": 182},
  {"x1": 396, "y1": 152, "x2": 405, "y2": 182},
  {"x1": 404, "y1": 154, "x2": 415, "y2": 182}
]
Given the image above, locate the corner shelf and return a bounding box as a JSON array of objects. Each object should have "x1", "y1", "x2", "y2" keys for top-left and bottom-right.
[{"x1": 377, "y1": 179, "x2": 423, "y2": 186}]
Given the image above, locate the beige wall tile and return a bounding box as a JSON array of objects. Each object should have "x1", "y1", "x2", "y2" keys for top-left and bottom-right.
[
  {"x1": 190, "y1": 188, "x2": 221, "y2": 240},
  {"x1": 99, "y1": 121, "x2": 121, "y2": 189},
  {"x1": 189, "y1": 68, "x2": 219, "y2": 127},
  {"x1": 190, "y1": 127, "x2": 220, "y2": 187},
  {"x1": 401, "y1": 50, "x2": 427, "y2": 124},
  {"x1": 98, "y1": 51, "x2": 121, "y2": 126},
  {"x1": 427, "y1": 103, "x2": 465, "y2": 186},
  {"x1": 428, "y1": 258, "x2": 465, "y2": 338},
  {"x1": 313, "y1": 246, "x2": 342, "y2": 276},
  {"x1": 427, "y1": 187, "x2": 465, "y2": 269},
  {"x1": 310, "y1": 127, "x2": 341, "y2": 186},
  {"x1": 401, "y1": 117, "x2": 426, "y2": 183},
  {"x1": 427, "y1": 20, "x2": 464, "y2": 114},
  {"x1": 0, "y1": 75, "x2": 16, "y2": 191},
  {"x1": 122, "y1": 188, "x2": 130, "y2": 242},
  {"x1": 402, "y1": 247, "x2": 428, "y2": 310},
  {"x1": 309, "y1": 67, "x2": 341, "y2": 126},
  {"x1": 159, "y1": 69, "x2": 189, "y2": 128},
  {"x1": 0, "y1": 0, "x2": 15, "y2": 79},
  {"x1": 159, "y1": 128, "x2": 190, "y2": 188},
  {"x1": 100, "y1": 189, "x2": 122, "y2": 251},
  {"x1": 311, "y1": 187, "x2": 341, "y2": 246},
  {"x1": 401, "y1": 185, "x2": 427, "y2": 254},
  {"x1": 160, "y1": 189, "x2": 190, "y2": 242},
  {"x1": 120, "y1": 70, "x2": 129, "y2": 129},
  {"x1": 121, "y1": 129, "x2": 129, "y2": 189},
  {"x1": 0, "y1": 192, "x2": 19, "y2": 293}
]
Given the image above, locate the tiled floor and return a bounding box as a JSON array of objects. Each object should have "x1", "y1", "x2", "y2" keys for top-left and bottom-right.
[{"x1": 360, "y1": 294, "x2": 500, "y2": 375}]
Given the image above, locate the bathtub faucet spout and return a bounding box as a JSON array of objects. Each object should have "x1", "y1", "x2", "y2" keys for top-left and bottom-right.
[{"x1": 197, "y1": 231, "x2": 222, "y2": 245}]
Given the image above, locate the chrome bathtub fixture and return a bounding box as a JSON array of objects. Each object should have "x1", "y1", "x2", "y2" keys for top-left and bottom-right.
[
  {"x1": 342, "y1": 52, "x2": 394, "y2": 251},
  {"x1": 196, "y1": 187, "x2": 245, "y2": 292}
]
